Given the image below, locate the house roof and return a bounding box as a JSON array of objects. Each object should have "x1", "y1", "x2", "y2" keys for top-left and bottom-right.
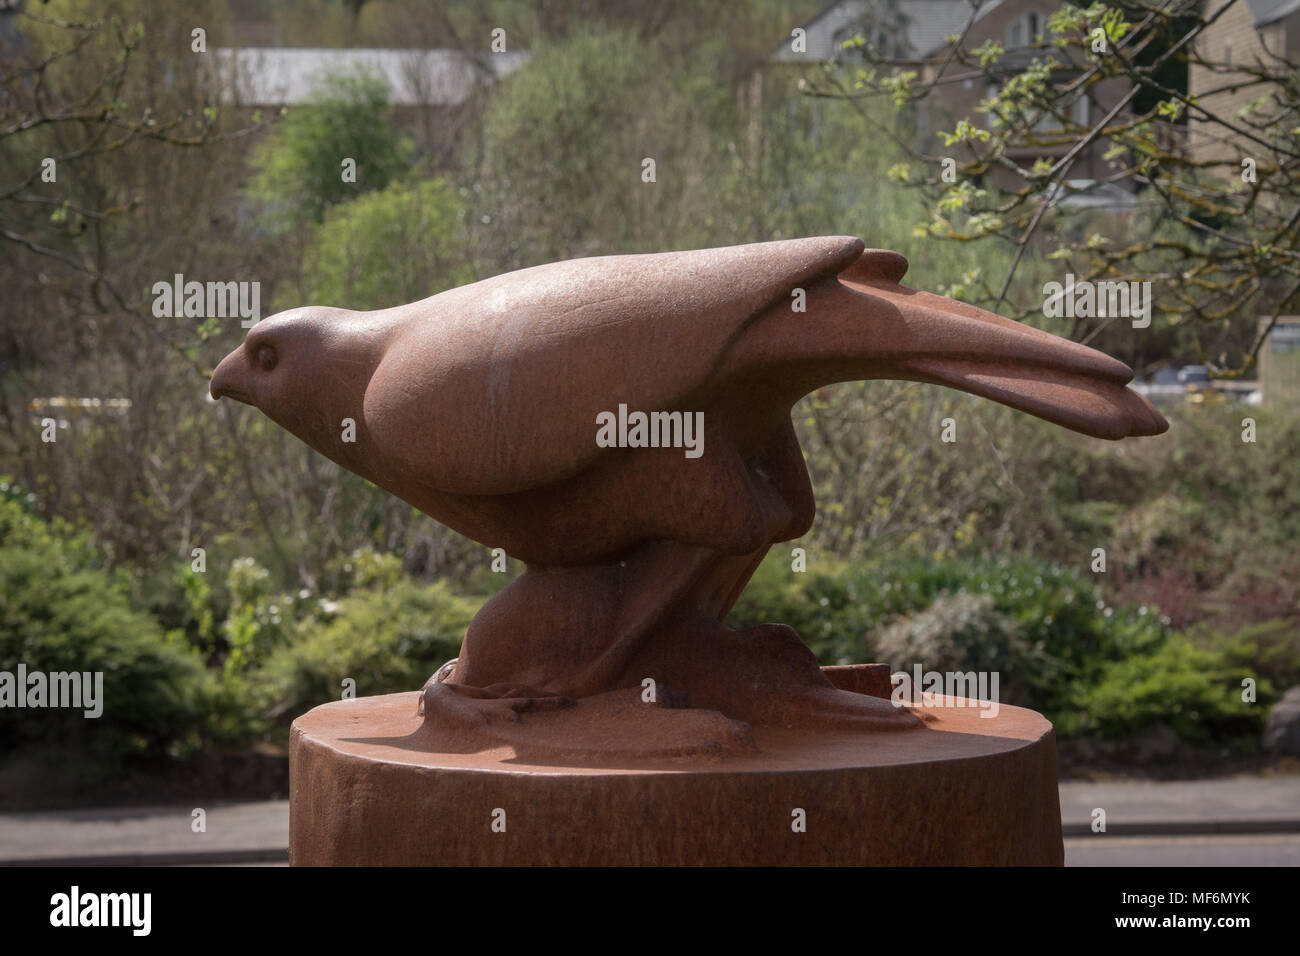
[
  {"x1": 1247, "y1": 0, "x2": 1300, "y2": 25},
  {"x1": 209, "y1": 47, "x2": 528, "y2": 106},
  {"x1": 771, "y1": 0, "x2": 1003, "y2": 62}
]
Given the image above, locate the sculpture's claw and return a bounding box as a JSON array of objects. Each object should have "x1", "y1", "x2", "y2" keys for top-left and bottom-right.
[
  {"x1": 743, "y1": 684, "x2": 923, "y2": 732},
  {"x1": 617, "y1": 621, "x2": 924, "y2": 732},
  {"x1": 417, "y1": 658, "x2": 459, "y2": 715},
  {"x1": 419, "y1": 669, "x2": 574, "y2": 718}
]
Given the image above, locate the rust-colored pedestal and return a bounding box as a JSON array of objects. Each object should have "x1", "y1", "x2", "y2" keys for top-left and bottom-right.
[{"x1": 290, "y1": 668, "x2": 1064, "y2": 866}]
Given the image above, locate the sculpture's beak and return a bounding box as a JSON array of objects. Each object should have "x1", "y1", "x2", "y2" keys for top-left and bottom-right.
[
  {"x1": 843, "y1": 273, "x2": 1168, "y2": 440},
  {"x1": 209, "y1": 345, "x2": 254, "y2": 405}
]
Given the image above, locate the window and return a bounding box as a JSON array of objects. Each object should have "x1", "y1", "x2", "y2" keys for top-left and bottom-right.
[
  {"x1": 984, "y1": 79, "x2": 1091, "y2": 132},
  {"x1": 1073, "y1": 95, "x2": 1090, "y2": 127},
  {"x1": 1006, "y1": 11, "x2": 1042, "y2": 49},
  {"x1": 836, "y1": 19, "x2": 902, "y2": 60},
  {"x1": 872, "y1": 26, "x2": 894, "y2": 57}
]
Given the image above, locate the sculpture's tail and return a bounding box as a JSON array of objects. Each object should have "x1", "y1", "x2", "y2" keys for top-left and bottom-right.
[{"x1": 727, "y1": 248, "x2": 1168, "y2": 441}]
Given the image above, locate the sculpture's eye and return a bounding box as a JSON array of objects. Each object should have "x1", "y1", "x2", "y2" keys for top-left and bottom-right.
[{"x1": 256, "y1": 344, "x2": 277, "y2": 372}]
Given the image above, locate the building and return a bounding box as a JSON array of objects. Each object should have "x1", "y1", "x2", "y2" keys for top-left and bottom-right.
[
  {"x1": 208, "y1": 46, "x2": 528, "y2": 167},
  {"x1": 768, "y1": 0, "x2": 1134, "y2": 192},
  {"x1": 210, "y1": 47, "x2": 527, "y2": 108},
  {"x1": 1188, "y1": 0, "x2": 1300, "y2": 169},
  {"x1": 1259, "y1": 317, "x2": 1300, "y2": 406}
]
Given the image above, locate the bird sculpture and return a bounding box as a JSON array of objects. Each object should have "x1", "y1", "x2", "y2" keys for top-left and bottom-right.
[{"x1": 211, "y1": 237, "x2": 1167, "y2": 757}]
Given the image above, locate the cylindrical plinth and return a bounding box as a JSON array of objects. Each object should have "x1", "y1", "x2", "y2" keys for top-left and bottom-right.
[{"x1": 290, "y1": 681, "x2": 1063, "y2": 865}]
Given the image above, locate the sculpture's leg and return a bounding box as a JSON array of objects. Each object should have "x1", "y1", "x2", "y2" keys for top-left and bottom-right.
[
  {"x1": 422, "y1": 534, "x2": 918, "y2": 733},
  {"x1": 416, "y1": 539, "x2": 768, "y2": 759},
  {"x1": 433, "y1": 537, "x2": 725, "y2": 700}
]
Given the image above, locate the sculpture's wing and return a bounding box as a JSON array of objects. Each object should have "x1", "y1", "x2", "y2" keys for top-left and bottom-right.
[
  {"x1": 720, "y1": 246, "x2": 1169, "y2": 442},
  {"x1": 363, "y1": 237, "x2": 865, "y2": 495}
]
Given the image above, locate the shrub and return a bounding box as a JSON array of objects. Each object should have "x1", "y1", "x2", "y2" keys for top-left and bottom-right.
[
  {"x1": 0, "y1": 489, "x2": 211, "y2": 766},
  {"x1": 725, "y1": 554, "x2": 848, "y2": 659},
  {"x1": 873, "y1": 592, "x2": 1043, "y2": 704},
  {"x1": 222, "y1": 556, "x2": 300, "y2": 676},
  {"x1": 300, "y1": 176, "x2": 470, "y2": 310},
  {"x1": 1214, "y1": 618, "x2": 1300, "y2": 694},
  {"x1": 1064, "y1": 636, "x2": 1266, "y2": 744},
  {"x1": 247, "y1": 68, "x2": 413, "y2": 228},
  {"x1": 729, "y1": 549, "x2": 1170, "y2": 718},
  {"x1": 248, "y1": 577, "x2": 478, "y2": 724}
]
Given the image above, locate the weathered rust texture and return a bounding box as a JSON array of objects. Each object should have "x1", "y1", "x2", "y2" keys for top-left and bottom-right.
[
  {"x1": 212, "y1": 238, "x2": 1166, "y2": 748},
  {"x1": 289, "y1": 679, "x2": 1065, "y2": 866}
]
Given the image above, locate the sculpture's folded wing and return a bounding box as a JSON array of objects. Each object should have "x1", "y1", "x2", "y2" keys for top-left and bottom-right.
[{"x1": 363, "y1": 236, "x2": 866, "y2": 496}]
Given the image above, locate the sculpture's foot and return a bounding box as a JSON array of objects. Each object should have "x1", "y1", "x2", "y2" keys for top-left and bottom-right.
[
  {"x1": 622, "y1": 619, "x2": 922, "y2": 732},
  {"x1": 416, "y1": 679, "x2": 757, "y2": 762},
  {"x1": 420, "y1": 616, "x2": 920, "y2": 757},
  {"x1": 416, "y1": 660, "x2": 573, "y2": 717},
  {"x1": 735, "y1": 680, "x2": 926, "y2": 731}
]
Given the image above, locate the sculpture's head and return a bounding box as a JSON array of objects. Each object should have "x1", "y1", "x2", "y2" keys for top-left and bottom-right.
[{"x1": 209, "y1": 306, "x2": 394, "y2": 477}]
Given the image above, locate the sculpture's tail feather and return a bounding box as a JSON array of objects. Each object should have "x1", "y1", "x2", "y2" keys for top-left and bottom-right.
[
  {"x1": 838, "y1": 248, "x2": 909, "y2": 285},
  {"x1": 728, "y1": 248, "x2": 1168, "y2": 441}
]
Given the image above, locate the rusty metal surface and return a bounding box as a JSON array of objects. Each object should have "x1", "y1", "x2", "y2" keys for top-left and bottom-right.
[
  {"x1": 288, "y1": 684, "x2": 1065, "y2": 865},
  {"x1": 213, "y1": 237, "x2": 1167, "y2": 754}
]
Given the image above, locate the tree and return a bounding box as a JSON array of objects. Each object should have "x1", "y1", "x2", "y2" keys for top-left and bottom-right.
[
  {"x1": 246, "y1": 69, "x2": 414, "y2": 229},
  {"x1": 808, "y1": 0, "x2": 1300, "y2": 376},
  {"x1": 467, "y1": 27, "x2": 749, "y2": 267},
  {"x1": 300, "y1": 177, "x2": 471, "y2": 309},
  {"x1": 0, "y1": 0, "x2": 270, "y2": 567}
]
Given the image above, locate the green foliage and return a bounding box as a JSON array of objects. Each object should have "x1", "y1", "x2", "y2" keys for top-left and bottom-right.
[
  {"x1": 475, "y1": 26, "x2": 663, "y2": 258},
  {"x1": 790, "y1": 387, "x2": 1300, "y2": 634},
  {"x1": 325, "y1": 547, "x2": 406, "y2": 592},
  {"x1": 180, "y1": 566, "x2": 217, "y2": 655},
  {"x1": 222, "y1": 556, "x2": 299, "y2": 676},
  {"x1": 299, "y1": 177, "x2": 471, "y2": 310},
  {"x1": 0, "y1": 490, "x2": 210, "y2": 763},
  {"x1": 247, "y1": 70, "x2": 414, "y2": 228},
  {"x1": 725, "y1": 553, "x2": 848, "y2": 660},
  {"x1": 731, "y1": 549, "x2": 1169, "y2": 722},
  {"x1": 730, "y1": 548, "x2": 1281, "y2": 748},
  {"x1": 1067, "y1": 636, "x2": 1265, "y2": 744},
  {"x1": 130, "y1": 560, "x2": 224, "y2": 664},
  {"x1": 1214, "y1": 619, "x2": 1300, "y2": 694},
  {"x1": 0, "y1": 479, "x2": 97, "y2": 564},
  {"x1": 831, "y1": 1, "x2": 1292, "y2": 372},
  {"x1": 1110, "y1": 404, "x2": 1300, "y2": 626},
  {"x1": 471, "y1": 27, "x2": 746, "y2": 262},
  {"x1": 2, "y1": 458, "x2": 1283, "y2": 768},
  {"x1": 873, "y1": 593, "x2": 1044, "y2": 704},
  {"x1": 248, "y1": 576, "x2": 477, "y2": 724}
]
